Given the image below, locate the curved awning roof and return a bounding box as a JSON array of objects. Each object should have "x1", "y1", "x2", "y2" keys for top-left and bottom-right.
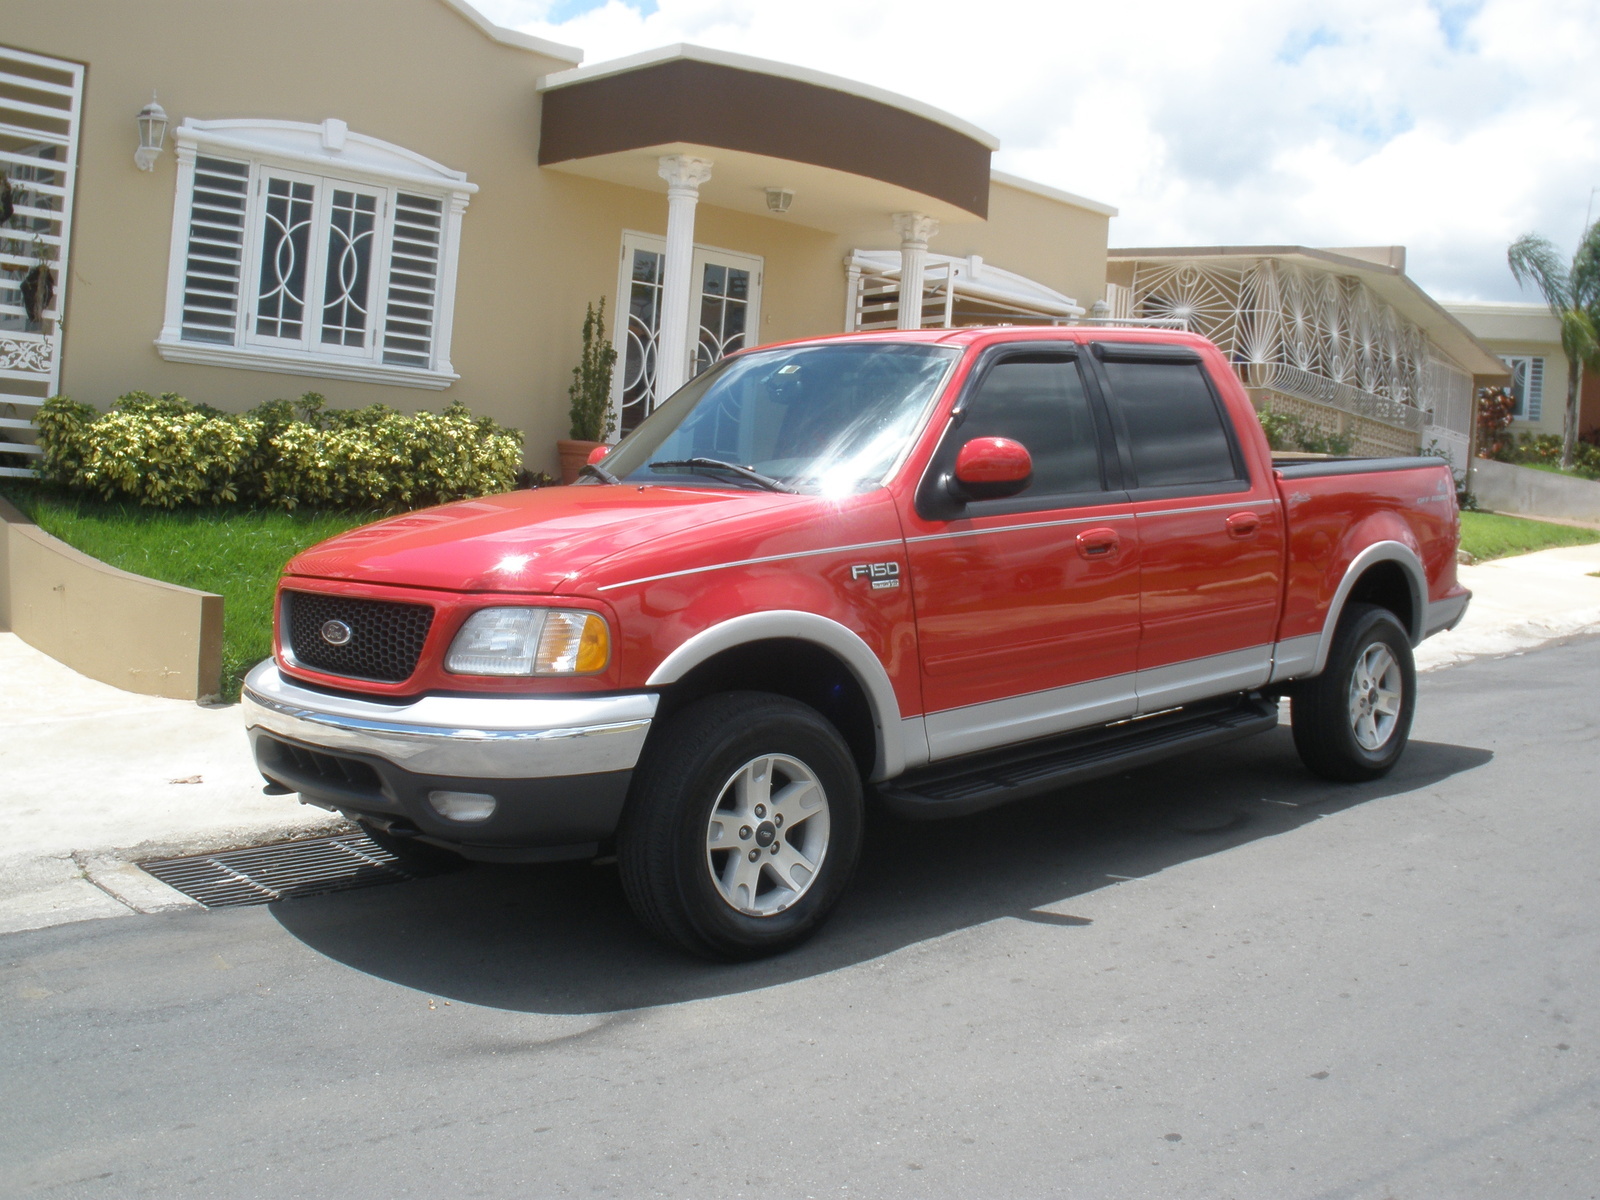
[{"x1": 537, "y1": 45, "x2": 997, "y2": 230}]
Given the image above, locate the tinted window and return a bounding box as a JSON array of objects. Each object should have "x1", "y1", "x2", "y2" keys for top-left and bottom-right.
[
  {"x1": 958, "y1": 357, "x2": 1103, "y2": 496},
  {"x1": 1102, "y1": 360, "x2": 1238, "y2": 488}
]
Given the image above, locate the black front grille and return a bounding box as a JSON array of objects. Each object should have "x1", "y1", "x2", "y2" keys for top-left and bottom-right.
[{"x1": 284, "y1": 591, "x2": 434, "y2": 682}]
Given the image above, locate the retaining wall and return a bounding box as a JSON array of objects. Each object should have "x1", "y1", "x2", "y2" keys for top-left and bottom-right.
[
  {"x1": 0, "y1": 496, "x2": 224, "y2": 701},
  {"x1": 1469, "y1": 459, "x2": 1600, "y2": 524}
]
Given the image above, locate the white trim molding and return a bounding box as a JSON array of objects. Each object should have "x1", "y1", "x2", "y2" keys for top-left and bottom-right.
[
  {"x1": 154, "y1": 340, "x2": 459, "y2": 389},
  {"x1": 989, "y1": 170, "x2": 1119, "y2": 218},
  {"x1": 436, "y1": 0, "x2": 582, "y2": 64},
  {"x1": 155, "y1": 119, "x2": 474, "y2": 388}
]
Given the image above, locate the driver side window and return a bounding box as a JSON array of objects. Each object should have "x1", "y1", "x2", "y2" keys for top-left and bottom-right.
[{"x1": 958, "y1": 355, "x2": 1107, "y2": 498}]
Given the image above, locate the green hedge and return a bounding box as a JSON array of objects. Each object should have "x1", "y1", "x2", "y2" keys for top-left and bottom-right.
[
  {"x1": 34, "y1": 391, "x2": 522, "y2": 510},
  {"x1": 1493, "y1": 432, "x2": 1600, "y2": 479}
]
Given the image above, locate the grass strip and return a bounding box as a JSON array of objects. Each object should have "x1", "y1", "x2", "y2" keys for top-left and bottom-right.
[
  {"x1": 1459, "y1": 510, "x2": 1600, "y2": 563},
  {"x1": 2, "y1": 485, "x2": 374, "y2": 701}
]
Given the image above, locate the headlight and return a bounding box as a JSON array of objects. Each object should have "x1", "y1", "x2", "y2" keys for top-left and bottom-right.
[{"x1": 445, "y1": 608, "x2": 610, "y2": 676}]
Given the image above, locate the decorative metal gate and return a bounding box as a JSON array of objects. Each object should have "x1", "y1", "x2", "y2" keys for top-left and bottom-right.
[
  {"x1": 613, "y1": 232, "x2": 760, "y2": 437},
  {"x1": 0, "y1": 44, "x2": 82, "y2": 478}
]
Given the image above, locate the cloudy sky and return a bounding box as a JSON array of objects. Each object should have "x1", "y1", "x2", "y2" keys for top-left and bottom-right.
[{"x1": 474, "y1": 0, "x2": 1596, "y2": 303}]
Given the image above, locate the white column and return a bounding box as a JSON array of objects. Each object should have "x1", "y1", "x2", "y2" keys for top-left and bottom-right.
[
  {"x1": 893, "y1": 211, "x2": 939, "y2": 331},
  {"x1": 843, "y1": 258, "x2": 862, "y2": 332},
  {"x1": 656, "y1": 154, "x2": 714, "y2": 397}
]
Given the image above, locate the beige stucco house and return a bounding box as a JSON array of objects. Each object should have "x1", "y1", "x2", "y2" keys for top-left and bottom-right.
[
  {"x1": 1443, "y1": 302, "x2": 1600, "y2": 442},
  {"x1": 1, "y1": 0, "x2": 1116, "y2": 477}
]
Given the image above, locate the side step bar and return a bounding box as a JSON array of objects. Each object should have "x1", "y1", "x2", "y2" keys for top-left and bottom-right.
[{"x1": 877, "y1": 696, "x2": 1280, "y2": 820}]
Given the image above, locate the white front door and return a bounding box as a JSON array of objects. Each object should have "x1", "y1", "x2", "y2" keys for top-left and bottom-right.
[{"x1": 613, "y1": 232, "x2": 762, "y2": 437}]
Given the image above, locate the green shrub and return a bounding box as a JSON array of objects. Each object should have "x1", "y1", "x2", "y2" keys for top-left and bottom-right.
[
  {"x1": 34, "y1": 391, "x2": 522, "y2": 510},
  {"x1": 1255, "y1": 404, "x2": 1353, "y2": 456},
  {"x1": 1503, "y1": 432, "x2": 1600, "y2": 479}
]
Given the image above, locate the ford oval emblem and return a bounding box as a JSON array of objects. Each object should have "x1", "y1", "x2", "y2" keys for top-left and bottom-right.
[{"x1": 320, "y1": 619, "x2": 353, "y2": 647}]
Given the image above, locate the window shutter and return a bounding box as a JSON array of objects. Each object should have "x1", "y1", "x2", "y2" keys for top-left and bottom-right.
[
  {"x1": 1527, "y1": 357, "x2": 1543, "y2": 421},
  {"x1": 179, "y1": 156, "x2": 250, "y2": 344},
  {"x1": 381, "y1": 193, "x2": 443, "y2": 368}
]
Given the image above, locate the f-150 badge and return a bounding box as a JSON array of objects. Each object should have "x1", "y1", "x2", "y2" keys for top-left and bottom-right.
[{"x1": 851, "y1": 561, "x2": 901, "y2": 589}]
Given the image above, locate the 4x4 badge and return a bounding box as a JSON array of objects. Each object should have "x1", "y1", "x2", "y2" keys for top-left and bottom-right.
[{"x1": 850, "y1": 562, "x2": 901, "y2": 589}]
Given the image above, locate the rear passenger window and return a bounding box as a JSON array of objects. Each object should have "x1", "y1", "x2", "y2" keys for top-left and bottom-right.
[
  {"x1": 1101, "y1": 360, "x2": 1240, "y2": 489},
  {"x1": 959, "y1": 356, "x2": 1103, "y2": 497}
]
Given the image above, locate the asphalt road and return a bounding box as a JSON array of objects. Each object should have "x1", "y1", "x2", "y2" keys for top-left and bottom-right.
[{"x1": 3, "y1": 638, "x2": 1597, "y2": 1199}]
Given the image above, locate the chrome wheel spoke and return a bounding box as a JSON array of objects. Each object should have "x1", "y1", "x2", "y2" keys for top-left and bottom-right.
[
  {"x1": 768, "y1": 841, "x2": 817, "y2": 892},
  {"x1": 719, "y1": 847, "x2": 763, "y2": 909},
  {"x1": 734, "y1": 758, "x2": 775, "y2": 814}
]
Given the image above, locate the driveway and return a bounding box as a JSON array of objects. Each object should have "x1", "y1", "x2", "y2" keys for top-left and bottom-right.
[{"x1": 3, "y1": 635, "x2": 1595, "y2": 1198}]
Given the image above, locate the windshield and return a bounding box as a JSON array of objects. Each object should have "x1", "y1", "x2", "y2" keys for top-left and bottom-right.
[{"x1": 595, "y1": 342, "x2": 960, "y2": 495}]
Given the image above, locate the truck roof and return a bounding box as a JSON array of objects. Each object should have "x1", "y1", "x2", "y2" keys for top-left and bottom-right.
[{"x1": 748, "y1": 324, "x2": 1220, "y2": 353}]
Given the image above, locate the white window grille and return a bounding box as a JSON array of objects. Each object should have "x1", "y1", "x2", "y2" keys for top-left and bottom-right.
[
  {"x1": 157, "y1": 119, "x2": 475, "y2": 389},
  {"x1": 0, "y1": 43, "x2": 82, "y2": 478},
  {"x1": 1501, "y1": 355, "x2": 1544, "y2": 421}
]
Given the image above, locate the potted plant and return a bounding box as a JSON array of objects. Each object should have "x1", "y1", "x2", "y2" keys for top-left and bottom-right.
[{"x1": 557, "y1": 298, "x2": 618, "y2": 483}]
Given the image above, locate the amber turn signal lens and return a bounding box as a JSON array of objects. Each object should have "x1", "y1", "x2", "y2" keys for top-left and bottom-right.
[{"x1": 533, "y1": 610, "x2": 611, "y2": 675}]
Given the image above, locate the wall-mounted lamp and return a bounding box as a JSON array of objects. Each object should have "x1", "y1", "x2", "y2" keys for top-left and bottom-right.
[
  {"x1": 765, "y1": 187, "x2": 794, "y2": 214},
  {"x1": 135, "y1": 95, "x2": 168, "y2": 171}
]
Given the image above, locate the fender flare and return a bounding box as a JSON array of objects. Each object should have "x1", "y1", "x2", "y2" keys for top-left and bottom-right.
[
  {"x1": 646, "y1": 610, "x2": 908, "y2": 781},
  {"x1": 1311, "y1": 540, "x2": 1428, "y2": 675}
]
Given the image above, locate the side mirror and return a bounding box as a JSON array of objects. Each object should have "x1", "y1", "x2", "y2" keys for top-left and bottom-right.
[
  {"x1": 585, "y1": 445, "x2": 611, "y2": 466},
  {"x1": 948, "y1": 436, "x2": 1032, "y2": 502}
]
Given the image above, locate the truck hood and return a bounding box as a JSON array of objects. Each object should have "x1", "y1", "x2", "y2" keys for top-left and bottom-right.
[{"x1": 284, "y1": 486, "x2": 790, "y2": 594}]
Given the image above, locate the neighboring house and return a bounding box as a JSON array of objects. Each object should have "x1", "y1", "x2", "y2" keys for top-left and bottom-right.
[
  {"x1": 1443, "y1": 302, "x2": 1600, "y2": 442},
  {"x1": 0, "y1": 0, "x2": 1115, "y2": 477},
  {"x1": 1106, "y1": 246, "x2": 1507, "y2": 469}
]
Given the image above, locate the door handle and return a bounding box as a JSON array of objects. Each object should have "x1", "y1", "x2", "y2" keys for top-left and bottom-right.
[
  {"x1": 1226, "y1": 512, "x2": 1262, "y2": 539},
  {"x1": 1076, "y1": 527, "x2": 1120, "y2": 558}
]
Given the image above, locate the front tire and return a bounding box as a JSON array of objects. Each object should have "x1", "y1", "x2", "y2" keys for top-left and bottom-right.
[
  {"x1": 617, "y1": 692, "x2": 864, "y2": 960},
  {"x1": 1291, "y1": 602, "x2": 1416, "y2": 782}
]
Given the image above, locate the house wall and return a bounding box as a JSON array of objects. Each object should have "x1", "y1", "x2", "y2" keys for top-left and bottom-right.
[
  {"x1": 1445, "y1": 304, "x2": 1573, "y2": 439},
  {"x1": 6, "y1": 0, "x2": 1111, "y2": 476}
]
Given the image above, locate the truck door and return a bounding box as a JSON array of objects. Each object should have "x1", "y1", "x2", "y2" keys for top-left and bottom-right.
[
  {"x1": 902, "y1": 346, "x2": 1142, "y2": 761},
  {"x1": 1086, "y1": 342, "x2": 1285, "y2": 713}
]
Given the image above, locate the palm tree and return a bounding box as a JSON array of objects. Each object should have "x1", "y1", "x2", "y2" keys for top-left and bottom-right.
[{"x1": 1507, "y1": 222, "x2": 1600, "y2": 470}]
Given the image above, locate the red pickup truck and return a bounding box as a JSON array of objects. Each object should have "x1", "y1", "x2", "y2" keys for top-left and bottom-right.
[{"x1": 244, "y1": 327, "x2": 1468, "y2": 959}]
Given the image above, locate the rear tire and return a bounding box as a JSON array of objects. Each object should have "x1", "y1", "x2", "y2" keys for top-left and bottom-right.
[
  {"x1": 1291, "y1": 602, "x2": 1416, "y2": 782},
  {"x1": 617, "y1": 691, "x2": 864, "y2": 961}
]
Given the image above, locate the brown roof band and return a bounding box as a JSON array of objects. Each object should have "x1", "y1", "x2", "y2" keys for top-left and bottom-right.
[{"x1": 540, "y1": 59, "x2": 991, "y2": 219}]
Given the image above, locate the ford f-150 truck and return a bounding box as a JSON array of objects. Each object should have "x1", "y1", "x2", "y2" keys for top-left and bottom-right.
[{"x1": 244, "y1": 326, "x2": 1468, "y2": 959}]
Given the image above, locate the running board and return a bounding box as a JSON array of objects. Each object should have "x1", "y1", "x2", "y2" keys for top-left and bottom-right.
[{"x1": 877, "y1": 696, "x2": 1280, "y2": 820}]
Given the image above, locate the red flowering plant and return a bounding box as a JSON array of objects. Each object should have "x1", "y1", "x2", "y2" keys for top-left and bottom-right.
[{"x1": 1476, "y1": 386, "x2": 1517, "y2": 459}]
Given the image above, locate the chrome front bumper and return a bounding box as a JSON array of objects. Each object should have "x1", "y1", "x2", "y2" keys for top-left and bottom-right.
[{"x1": 241, "y1": 660, "x2": 657, "y2": 780}]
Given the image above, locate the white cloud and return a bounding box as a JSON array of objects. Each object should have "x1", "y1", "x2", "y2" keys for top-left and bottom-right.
[{"x1": 484, "y1": 0, "x2": 1600, "y2": 301}]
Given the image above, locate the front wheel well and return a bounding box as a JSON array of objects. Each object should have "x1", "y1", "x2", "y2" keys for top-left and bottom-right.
[{"x1": 651, "y1": 638, "x2": 877, "y2": 777}]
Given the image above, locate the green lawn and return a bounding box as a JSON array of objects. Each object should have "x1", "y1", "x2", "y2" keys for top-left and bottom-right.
[
  {"x1": 1459, "y1": 510, "x2": 1600, "y2": 563},
  {"x1": 2, "y1": 485, "x2": 375, "y2": 701}
]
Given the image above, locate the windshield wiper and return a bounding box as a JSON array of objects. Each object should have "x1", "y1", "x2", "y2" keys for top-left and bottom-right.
[
  {"x1": 580, "y1": 461, "x2": 620, "y2": 485},
  {"x1": 646, "y1": 457, "x2": 799, "y2": 494}
]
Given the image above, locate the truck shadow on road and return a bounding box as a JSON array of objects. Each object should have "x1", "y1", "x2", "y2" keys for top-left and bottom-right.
[{"x1": 271, "y1": 728, "x2": 1491, "y2": 1013}]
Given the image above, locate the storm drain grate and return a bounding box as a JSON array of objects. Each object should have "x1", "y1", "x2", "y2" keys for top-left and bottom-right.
[{"x1": 140, "y1": 832, "x2": 437, "y2": 909}]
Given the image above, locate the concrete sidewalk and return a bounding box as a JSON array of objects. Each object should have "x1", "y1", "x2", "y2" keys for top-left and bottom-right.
[{"x1": 5, "y1": 540, "x2": 1600, "y2": 935}]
